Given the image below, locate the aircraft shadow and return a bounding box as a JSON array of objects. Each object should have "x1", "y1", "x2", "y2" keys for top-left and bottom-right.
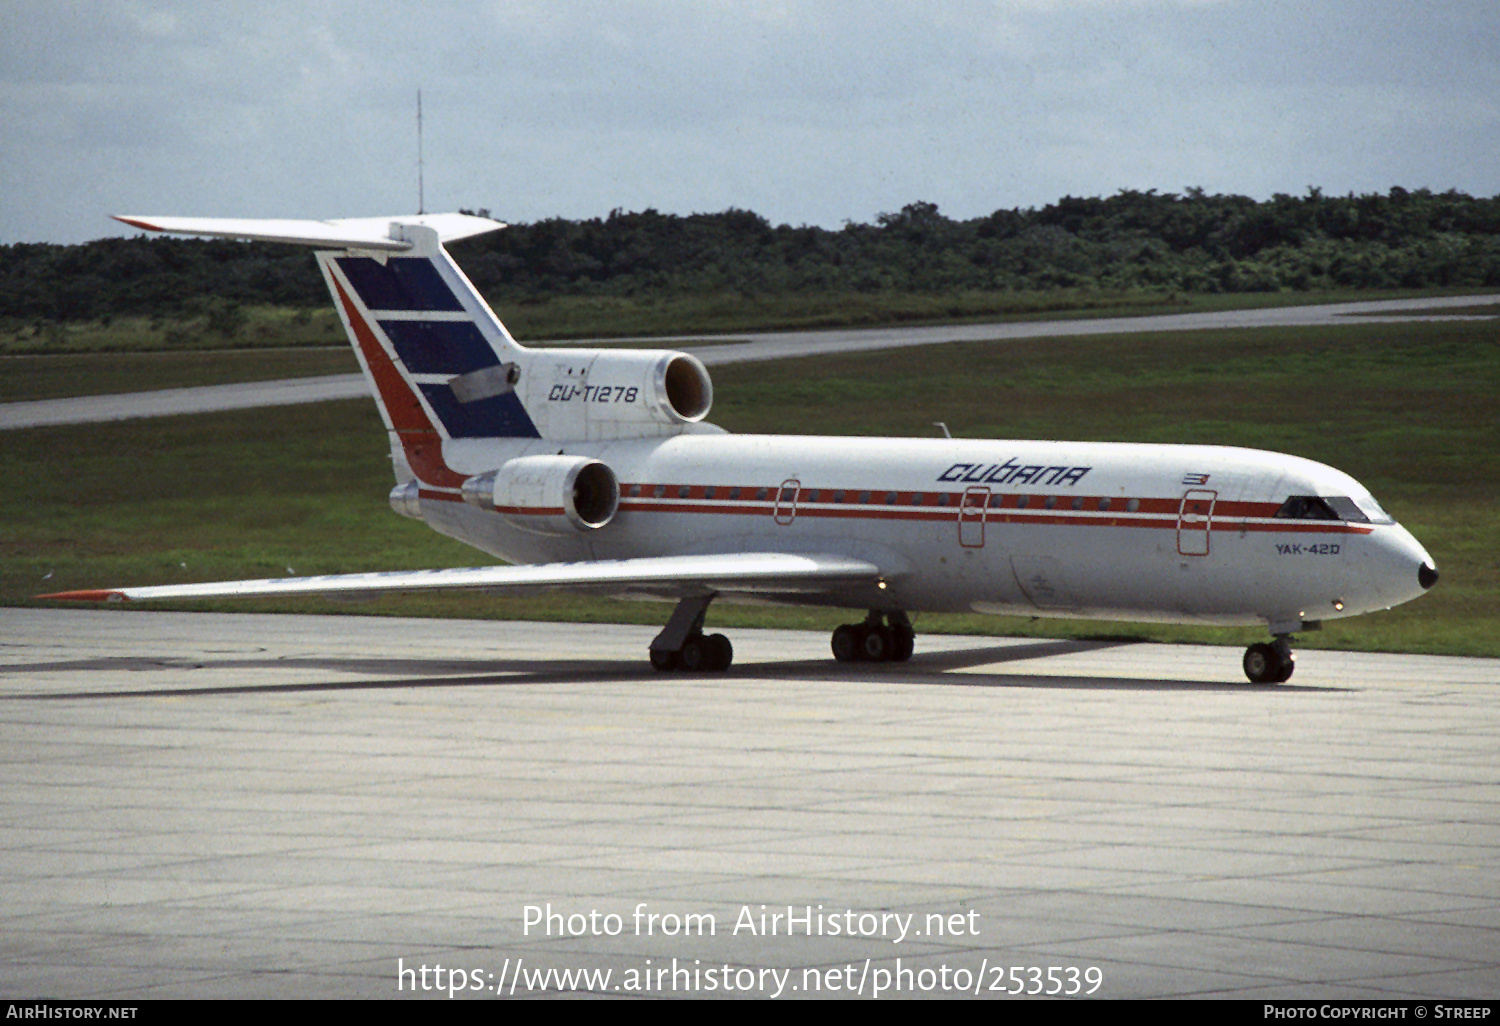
[{"x1": 3, "y1": 639, "x2": 1342, "y2": 699}]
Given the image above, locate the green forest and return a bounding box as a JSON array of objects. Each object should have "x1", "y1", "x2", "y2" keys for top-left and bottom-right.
[{"x1": 5, "y1": 186, "x2": 1500, "y2": 326}]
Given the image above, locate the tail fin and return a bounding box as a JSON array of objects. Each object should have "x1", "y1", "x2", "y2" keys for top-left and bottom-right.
[
  {"x1": 114, "y1": 214, "x2": 541, "y2": 492},
  {"x1": 318, "y1": 223, "x2": 542, "y2": 445},
  {"x1": 114, "y1": 213, "x2": 718, "y2": 479}
]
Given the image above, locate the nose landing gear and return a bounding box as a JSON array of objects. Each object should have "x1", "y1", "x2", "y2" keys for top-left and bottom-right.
[{"x1": 1243, "y1": 636, "x2": 1295, "y2": 683}]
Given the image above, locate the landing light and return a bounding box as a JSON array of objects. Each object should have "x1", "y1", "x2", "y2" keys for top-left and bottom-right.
[{"x1": 1333, "y1": 600, "x2": 1345, "y2": 611}]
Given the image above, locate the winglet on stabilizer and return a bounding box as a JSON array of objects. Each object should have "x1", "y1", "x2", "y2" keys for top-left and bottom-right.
[{"x1": 112, "y1": 212, "x2": 505, "y2": 251}]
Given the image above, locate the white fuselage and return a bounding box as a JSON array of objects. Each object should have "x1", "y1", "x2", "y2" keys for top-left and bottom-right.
[{"x1": 418, "y1": 431, "x2": 1433, "y2": 632}]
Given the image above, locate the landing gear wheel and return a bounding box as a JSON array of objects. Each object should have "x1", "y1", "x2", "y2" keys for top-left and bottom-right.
[
  {"x1": 832, "y1": 612, "x2": 915, "y2": 664},
  {"x1": 679, "y1": 635, "x2": 709, "y2": 672},
  {"x1": 832, "y1": 625, "x2": 861, "y2": 663},
  {"x1": 656, "y1": 632, "x2": 733, "y2": 674},
  {"x1": 1273, "y1": 647, "x2": 1295, "y2": 683},
  {"x1": 704, "y1": 633, "x2": 733, "y2": 672},
  {"x1": 891, "y1": 628, "x2": 915, "y2": 662},
  {"x1": 1243, "y1": 640, "x2": 1295, "y2": 684},
  {"x1": 860, "y1": 625, "x2": 890, "y2": 662}
]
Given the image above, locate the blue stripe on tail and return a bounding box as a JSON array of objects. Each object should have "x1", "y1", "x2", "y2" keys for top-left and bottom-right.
[
  {"x1": 380, "y1": 321, "x2": 494, "y2": 375},
  {"x1": 335, "y1": 255, "x2": 541, "y2": 439},
  {"x1": 336, "y1": 256, "x2": 464, "y2": 311}
]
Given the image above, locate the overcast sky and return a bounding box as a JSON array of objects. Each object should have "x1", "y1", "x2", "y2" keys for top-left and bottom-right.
[{"x1": 4, "y1": 0, "x2": 1498, "y2": 244}]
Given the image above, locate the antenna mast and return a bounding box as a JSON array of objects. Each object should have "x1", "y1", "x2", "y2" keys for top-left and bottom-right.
[{"x1": 416, "y1": 89, "x2": 425, "y2": 214}]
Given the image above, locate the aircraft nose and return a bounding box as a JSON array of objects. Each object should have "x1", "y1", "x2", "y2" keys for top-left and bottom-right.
[
  {"x1": 1354, "y1": 522, "x2": 1437, "y2": 614},
  {"x1": 1419, "y1": 563, "x2": 1439, "y2": 590}
]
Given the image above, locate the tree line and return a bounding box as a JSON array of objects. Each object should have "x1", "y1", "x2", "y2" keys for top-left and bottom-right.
[{"x1": 5, "y1": 187, "x2": 1500, "y2": 323}]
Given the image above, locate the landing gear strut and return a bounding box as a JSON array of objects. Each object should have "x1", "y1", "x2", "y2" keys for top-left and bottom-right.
[
  {"x1": 650, "y1": 595, "x2": 733, "y2": 673},
  {"x1": 1243, "y1": 636, "x2": 1295, "y2": 684},
  {"x1": 832, "y1": 611, "x2": 915, "y2": 664}
]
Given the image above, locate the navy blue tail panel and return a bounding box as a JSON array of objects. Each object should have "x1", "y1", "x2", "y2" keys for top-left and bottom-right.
[
  {"x1": 336, "y1": 256, "x2": 464, "y2": 311},
  {"x1": 335, "y1": 255, "x2": 540, "y2": 439},
  {"x1": 380, "y1": 321, "x2": 494, "y2": 375},
  {"x1": 414, "y1": 386, "x2": 540, "y2": 439}
]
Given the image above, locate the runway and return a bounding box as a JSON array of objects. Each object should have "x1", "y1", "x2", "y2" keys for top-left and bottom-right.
[
  {"x1": 4, "y1": 293, "x2": 1496, "y2": 430},
  {"x1": 3, "y1": 608, "x2": 1498, "y2": 999}
]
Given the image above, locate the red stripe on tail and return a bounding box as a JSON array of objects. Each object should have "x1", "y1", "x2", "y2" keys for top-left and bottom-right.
[{"x1": 330, "y1": 275, "x2": 467, "y2": 489}]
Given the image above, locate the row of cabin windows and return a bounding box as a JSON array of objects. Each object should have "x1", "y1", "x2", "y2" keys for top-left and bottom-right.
[
  {"x1": 621, "y1": 485, "x2": 1382, "y2": 525},
  {"x1": 624, "y1": 484, "x2": 1144, "y2": 513}
]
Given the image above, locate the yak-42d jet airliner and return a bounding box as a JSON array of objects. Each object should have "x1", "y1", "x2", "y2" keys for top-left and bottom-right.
[{"x1": 45, "y1": 212, "x2": 1440, "y2": 683}]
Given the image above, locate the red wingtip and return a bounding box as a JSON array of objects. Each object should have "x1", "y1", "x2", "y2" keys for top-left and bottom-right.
[
  {"x1": 113, "y1": 216, "x2": 163, "y2": 233},
  {"x1": 38, "y1": 589, "x2": 129, "y2": 602}
]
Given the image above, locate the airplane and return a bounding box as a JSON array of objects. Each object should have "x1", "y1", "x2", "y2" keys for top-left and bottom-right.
[{"x1": 43, "y1": 212, "x2": 1440, "y2": 683}]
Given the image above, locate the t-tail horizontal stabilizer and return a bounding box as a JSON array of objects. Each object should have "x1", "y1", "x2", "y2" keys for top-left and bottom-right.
[{"x1": 113, "y1": 213, "x2": 505, "y2": 250}]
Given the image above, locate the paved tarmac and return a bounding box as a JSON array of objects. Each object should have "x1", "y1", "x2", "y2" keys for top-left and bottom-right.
[
  {"x1": 4, "y1": 293, "x2": 1497, "y2": 430},
  {"x1": 3, "y1": 608, "x2": 1497, "y2": 999}
]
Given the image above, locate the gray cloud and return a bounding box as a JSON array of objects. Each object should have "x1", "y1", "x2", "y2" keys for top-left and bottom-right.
[{"x1": 3, "y1": 0, "x2": 1497, "y2": 243}]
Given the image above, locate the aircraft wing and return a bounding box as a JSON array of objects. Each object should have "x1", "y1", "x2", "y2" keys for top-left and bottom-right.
[
  {"x1": 112, "y1": 212, "x2": 505, "y2": 250},
  {"x1": 40, "y1": 552, "x2": 885, "y2": 604}
]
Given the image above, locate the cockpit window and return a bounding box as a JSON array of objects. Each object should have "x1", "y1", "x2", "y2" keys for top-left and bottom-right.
[
  {"x1": 1276, "y1": 496, "x2": 1340, "y2": 520},
  {"x1": 1350, "y1": 493, "x2": 1395, "y2": 524},
  {"x1": 1322, "y1": 497, "x2": 1370, "y2": 523},
  {"x1": 1276, "y1": 495, "x2": 1390, "y2": 524}
]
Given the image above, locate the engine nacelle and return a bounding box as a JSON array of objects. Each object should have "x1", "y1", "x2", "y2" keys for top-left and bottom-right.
[
  {"x1": 461, "y1": 455, "x2": 619, "y2": 535},
  {"x1": 520, "y1": 349, "x2": 713, "y2": 441},
  {"x1": 389, "y1": 480, "x2": 423, "y2": 521}
]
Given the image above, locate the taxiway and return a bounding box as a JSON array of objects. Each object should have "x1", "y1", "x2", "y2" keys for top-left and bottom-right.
[
  {"x1": 3, "y1": 293, "x2": 1496, "y2": 430},
  {"x1": 3, "y1": 609, "x2": 1497, "y2": 999}
]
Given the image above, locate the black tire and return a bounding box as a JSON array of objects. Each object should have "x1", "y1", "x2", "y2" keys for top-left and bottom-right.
[
  {"x1": 679, "y1": 636, "x2": 709, "y2": 672},
  {"x1": 650, "y1": 648, "x2": 679, "y2": 672},
  {"x1": 1243, "y1": 642, "x2": 1292, "y2": 684},
  {"x1": 860, "y1": 625, "x2": 889, "y2": 662},
  {"x1": 891, "y1": 627, "x2": 915, "y2": 663},
  {"x1": 831, "y1": 625, "x2": 860, "y2": 663},
  {"x1": 705, "y1": 633, "x2": 733, "y2": 672},
  {"x1": 1274, "y1": 651, "x2": 1295, "y2": 683}
]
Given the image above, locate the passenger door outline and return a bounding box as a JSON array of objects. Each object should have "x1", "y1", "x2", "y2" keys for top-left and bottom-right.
[
  {"x1": 774, "y1": 478, "x2": 801, "y2": 525},
  {"x1": 1177, "y1": 489, "x2": 1217, "y2": 556},
  {"x1": 959, "y1": 486, "x2": 990, "y2": 548}
]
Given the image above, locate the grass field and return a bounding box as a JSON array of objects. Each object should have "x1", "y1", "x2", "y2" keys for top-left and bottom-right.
[
  {"x1": 0, "y1": 348, "x2": 357, "y2": 402},
  {"x1": 5, "y1": 286, "x2": 1492, "y2": 357},
  {"x1": 4, "y1": 310, "x2": 1496, "y2": 658}
]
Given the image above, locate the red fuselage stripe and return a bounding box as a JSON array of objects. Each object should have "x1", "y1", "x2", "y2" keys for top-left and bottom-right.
[{"x1": 429, "y1": 477, "x2": 1375, "y2": 536}]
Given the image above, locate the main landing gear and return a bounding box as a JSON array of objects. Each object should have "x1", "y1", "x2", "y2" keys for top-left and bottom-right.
[
  {"x1": 831, "y1": 611, "x2": 915, "y2": 664},
  {"x1": 1243, "y1": 636, "x2": 1295, "y2": 684},
  {"x1": 649, "y1": 600, "x2": 918, "y2": 673},
  {"x1": 650, "y1": 595, "x2": 733, "y2": 673}
]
